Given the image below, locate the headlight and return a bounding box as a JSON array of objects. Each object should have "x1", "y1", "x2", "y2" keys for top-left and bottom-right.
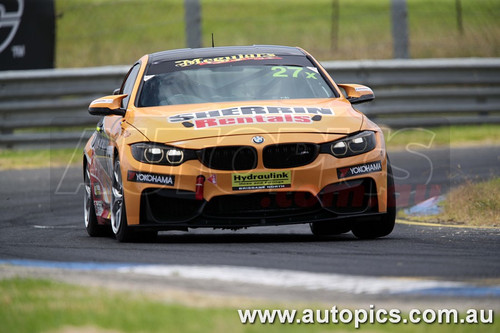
[
  {"x1": 322, "y1": 131, "x2": 377, "y2": 158},
  {"x1": 131, "y1": 143, "x2": 196, "y2": 165}
]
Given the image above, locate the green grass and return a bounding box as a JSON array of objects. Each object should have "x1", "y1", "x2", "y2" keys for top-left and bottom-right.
[
  {"x1": 0, "y1": 278, "x2": 498, "y2": 333},
  {"x1": 54, "y1": 0, "x2": 500, "y2": 68},
  {"x1": 441, "y1": 177, "x2": 500, "y2": 227},
  {"x1": 401, "y1": 177, "x2": 500, "y2": 227},
  {"x1": 383, "y1": 124, "x2": 500, "y2": 150},
  {"x1": 0, "y1": 278, "x2": 236, "y2": 333},
  {"x1": 0, "y1": 148, "x2": 82, "y2": 170},
  {"x1": 55, "y1": 0, "x2": 186, "y2": 68}
]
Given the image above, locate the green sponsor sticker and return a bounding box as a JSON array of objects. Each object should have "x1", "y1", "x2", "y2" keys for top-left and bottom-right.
[{"x1": 232, "y1": 171, "x2": 291, "y2": 191}]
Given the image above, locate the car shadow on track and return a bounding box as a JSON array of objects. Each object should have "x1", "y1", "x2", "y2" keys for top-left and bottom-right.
[{"x1": 141, "y1": 231, "x2": 398, "y2": 244}]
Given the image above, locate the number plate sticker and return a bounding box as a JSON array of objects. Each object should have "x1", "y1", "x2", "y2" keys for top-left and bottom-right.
[{"x1": 232, "y1": 171, "x2": 291, "y2": 191}]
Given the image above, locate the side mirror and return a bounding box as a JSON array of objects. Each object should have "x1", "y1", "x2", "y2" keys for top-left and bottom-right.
[
  {"x1": 337, "y1": 84, "x2": 375, "y2": 104},
  {"x1": 88, "y1": 94, "x2": 128, "y2": 116},
  {"x1": 113, "y1": 88, "x2": 121, "y2": 95}
]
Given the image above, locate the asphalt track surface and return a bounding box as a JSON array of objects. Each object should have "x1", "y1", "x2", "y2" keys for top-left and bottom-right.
[{"x1": 1, "y1": 145, "x2": 499, "y2": 283}]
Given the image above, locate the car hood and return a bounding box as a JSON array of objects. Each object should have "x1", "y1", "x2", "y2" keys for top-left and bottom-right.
[{"x1": 126, "y1": 99, "x2": 364, "y2": 144}]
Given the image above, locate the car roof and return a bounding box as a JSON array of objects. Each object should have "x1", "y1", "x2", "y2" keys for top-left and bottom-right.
[{"x1": 147, "y1": 45, "x2": 306, "y2": 64}]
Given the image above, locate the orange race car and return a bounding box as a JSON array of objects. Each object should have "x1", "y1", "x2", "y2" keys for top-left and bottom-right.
[{"x1": 83, "y1": 45, "x2": 395, "y2": 242}]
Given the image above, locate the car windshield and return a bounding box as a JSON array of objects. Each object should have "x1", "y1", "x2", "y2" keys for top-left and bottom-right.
[{"x1": 138, "y1": 55, "x2": 336, "y2": 107}]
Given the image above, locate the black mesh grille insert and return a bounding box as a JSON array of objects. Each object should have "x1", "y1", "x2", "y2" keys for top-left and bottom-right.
[
  {"x1": 204, "y1": 192, "x2": 321, "y2": 218},
  {"x1": 198, "y1": 146, "x2": 257, "y2": 171},
  {"x1": 263, "y1": 143, "x2": 319, "y2": 168}
]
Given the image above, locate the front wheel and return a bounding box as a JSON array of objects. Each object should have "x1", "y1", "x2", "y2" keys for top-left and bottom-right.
[
  {"x1": 111, "y1": 158, "x2": 134, "y2": 242},
  {"x1": 84, "y1": 164, "x2": 109, "y2": 237},
  {"x1": 351, "y1": 157, "x2": 396, "y2": 239}
]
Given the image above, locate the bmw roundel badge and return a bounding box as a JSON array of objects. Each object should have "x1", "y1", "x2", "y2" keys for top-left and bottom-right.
[{"x1": 252, "y1": 136, "x2": 264, "y2": 144}]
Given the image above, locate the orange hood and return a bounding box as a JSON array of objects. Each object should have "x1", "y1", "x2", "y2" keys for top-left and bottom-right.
[{"x1": 125, "y1": 99, "x2": 364, "y2": 144}]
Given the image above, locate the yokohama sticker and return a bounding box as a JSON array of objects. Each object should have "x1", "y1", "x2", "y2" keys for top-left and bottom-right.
[
  {"x1": 337, "y1": 161, "x2": 382, "y2": 179},
  {"x1": 127, "y1": 171, "x2": 175, "y2": 186}
]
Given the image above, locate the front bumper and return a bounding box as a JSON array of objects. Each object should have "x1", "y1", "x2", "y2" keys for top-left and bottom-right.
[
  {"x1": 119, "y1": 132, "x2": 389, "y2": 227},
  {"x1": 137, "y1": 177, "x2": 382, "y2": 230}
]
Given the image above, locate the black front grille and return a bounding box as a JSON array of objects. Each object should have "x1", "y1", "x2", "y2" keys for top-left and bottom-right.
[
  {"x1": 263, "y1": 143, "x2": 319, "y2": 168},
  {"x1": 198, "y1": 146, "x2": 257, "y2": 170}
]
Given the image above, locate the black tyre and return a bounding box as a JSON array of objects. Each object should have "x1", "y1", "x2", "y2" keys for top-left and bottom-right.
[
  {"x1": 351, "y1": 157, "x2": 396, "y2": 239},
  {"x1": 111, "y1": 158, "x2": 134, "y2": 242},
  {"x1": 84, "y1": 164, "x2": 109, "y2": 237},
  {"x1": 310, "y1": 221, "x2": 350, "y2": 236}
]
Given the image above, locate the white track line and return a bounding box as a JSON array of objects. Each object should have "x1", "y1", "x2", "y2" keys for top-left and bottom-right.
[{"x1": 117, "y1": 265, "x2": 463, "y2": 295}]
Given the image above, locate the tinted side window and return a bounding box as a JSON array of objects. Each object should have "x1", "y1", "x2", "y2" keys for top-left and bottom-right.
[{"x1": 120, "y1": 63, "x2": 141, "y2": 108}]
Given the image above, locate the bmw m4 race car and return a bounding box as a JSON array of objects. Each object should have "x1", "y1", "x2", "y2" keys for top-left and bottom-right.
[{"x1": 84, "y1": 45, "x2": 395, "y2": 242}]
